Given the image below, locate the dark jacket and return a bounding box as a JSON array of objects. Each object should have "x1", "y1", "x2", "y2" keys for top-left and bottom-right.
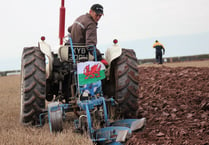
[{"x1": 68, "y1": 13, "x2": 98, "y2": 46}]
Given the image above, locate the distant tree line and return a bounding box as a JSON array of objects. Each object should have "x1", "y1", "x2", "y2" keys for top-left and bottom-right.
[{"x1": 138, "y1": 54, "x2": 209, "y2": 64}]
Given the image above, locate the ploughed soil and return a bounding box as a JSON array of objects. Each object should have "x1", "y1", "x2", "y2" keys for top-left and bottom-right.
[{"x1": 127, "y1": 65, "x2": 209, "y2": 145}]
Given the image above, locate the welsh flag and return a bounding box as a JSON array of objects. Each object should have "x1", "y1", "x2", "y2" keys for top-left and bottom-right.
[{"x1": 77, "y1": 61, "x2": 106, "y2": 86}]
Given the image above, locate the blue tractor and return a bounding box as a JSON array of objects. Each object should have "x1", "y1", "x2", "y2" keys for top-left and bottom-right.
[{"x1": 20, "y1": 1, "x2": 145, "y2": 144}]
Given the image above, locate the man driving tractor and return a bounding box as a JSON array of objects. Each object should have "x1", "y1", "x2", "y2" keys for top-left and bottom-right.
[{"x1": 68, "y1": 4, "x2": 108, "y2": 65}]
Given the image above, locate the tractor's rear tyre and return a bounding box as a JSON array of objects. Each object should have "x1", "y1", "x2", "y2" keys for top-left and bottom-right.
[
  {"x1": 20, "y1": 47, "x2": 46, "y2": 126},
  {"x1": 110, "y1": 49, "x2": 139, "y2": 119}
]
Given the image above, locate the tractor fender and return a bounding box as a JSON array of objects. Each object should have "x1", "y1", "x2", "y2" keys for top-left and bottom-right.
[
  {"x1": 38, "y1": 41, "x2": 53, "y2": 79},
  {"x1": 105, "y1": 44, "x2": 122, "y2": 65}
]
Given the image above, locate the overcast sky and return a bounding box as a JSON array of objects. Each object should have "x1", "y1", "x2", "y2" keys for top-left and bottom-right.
[{"x1": 1, "y1": 0, "x2": 209, "y2": 70}]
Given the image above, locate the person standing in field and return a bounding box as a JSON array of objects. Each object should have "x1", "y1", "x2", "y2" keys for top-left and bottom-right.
[{"x1": 153, "y1": 40, "x2": 165, "y2": 64}]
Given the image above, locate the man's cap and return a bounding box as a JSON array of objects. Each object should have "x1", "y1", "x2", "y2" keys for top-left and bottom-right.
[
  {"x1": 91, "y1": 4, "x2": 104, "y2": 14},
  {"x1": 155, "y1": 40, "x2": 159, "y2": 42}
]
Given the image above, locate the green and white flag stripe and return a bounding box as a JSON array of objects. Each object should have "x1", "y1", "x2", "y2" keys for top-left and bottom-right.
[{"x1": 77, "y1": 61, "x2": 106, "y2": 85}]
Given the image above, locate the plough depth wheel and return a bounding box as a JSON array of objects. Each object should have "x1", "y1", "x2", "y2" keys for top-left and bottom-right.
[{"x1": 48, "y1": 102, "x2": 63, "y2": 132}]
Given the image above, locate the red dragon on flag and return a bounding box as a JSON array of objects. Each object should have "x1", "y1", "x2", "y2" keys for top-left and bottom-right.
[{"x1": 83, "y1": 64, "x2": 101, "y2": 79}]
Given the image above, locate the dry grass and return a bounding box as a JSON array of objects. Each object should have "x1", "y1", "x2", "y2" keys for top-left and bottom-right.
[{"x1": 0, "y1": 75, "x2": 93, "y2": 145}]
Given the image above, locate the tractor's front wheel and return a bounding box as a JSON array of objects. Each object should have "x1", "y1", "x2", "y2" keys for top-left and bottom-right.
[{"x1": 20, "y1": 47, "x2": 46, "y2": 126}]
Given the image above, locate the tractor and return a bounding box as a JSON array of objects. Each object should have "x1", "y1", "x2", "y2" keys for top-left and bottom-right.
[{"x1": 20, "y1": 0, "x2": 145, "y2": 144}]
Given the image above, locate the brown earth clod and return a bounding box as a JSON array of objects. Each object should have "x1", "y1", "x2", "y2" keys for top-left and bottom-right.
[{"x1": 127, "y1": 66, "x2": 209, "y2": 145}]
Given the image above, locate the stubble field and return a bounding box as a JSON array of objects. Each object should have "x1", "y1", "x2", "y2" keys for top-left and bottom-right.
[
  {"x1": 0, "y1": 74, "x2": 92, "y2": 145},
  {"x1": 0, "y1": 60, "x2": 209, "y2": 145}
]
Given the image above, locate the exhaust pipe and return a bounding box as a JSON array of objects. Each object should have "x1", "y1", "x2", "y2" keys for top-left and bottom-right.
[{"x1": 59, "y1": 0, "x2": 65, "y2": 45}]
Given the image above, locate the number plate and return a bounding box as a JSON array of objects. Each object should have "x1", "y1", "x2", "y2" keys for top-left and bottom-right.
[{"x1": 68, "y1": 46, "x2": 88, "y2": 61}]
